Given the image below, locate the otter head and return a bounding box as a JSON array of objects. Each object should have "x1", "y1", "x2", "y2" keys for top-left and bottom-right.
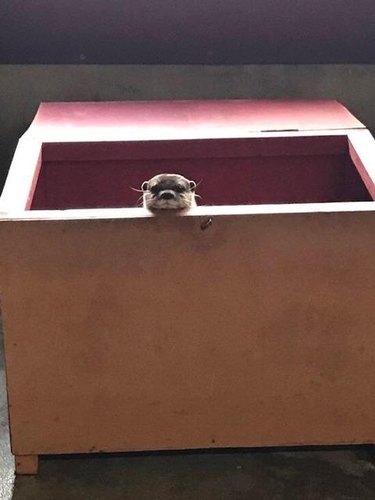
[{"x1": 141, "y1": 173, "x2": 197, "y2": 211}]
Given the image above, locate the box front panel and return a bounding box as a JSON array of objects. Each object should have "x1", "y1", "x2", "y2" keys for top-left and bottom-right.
[{"x1": 1, "y1": 211, "x2": 375, "y2": 455}]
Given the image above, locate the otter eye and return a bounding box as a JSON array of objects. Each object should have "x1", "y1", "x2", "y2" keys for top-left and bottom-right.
[
  {"x1": 175, "y1": 185, "x2": 185, "y2": 193},
  {"x1": 150, "y1": 185, "x2": 160, "y2": 195}
]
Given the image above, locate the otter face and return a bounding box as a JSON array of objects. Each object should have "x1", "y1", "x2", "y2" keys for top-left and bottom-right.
[{"x1": 141, "y1": 173, "x2": 197, "y2": 211}]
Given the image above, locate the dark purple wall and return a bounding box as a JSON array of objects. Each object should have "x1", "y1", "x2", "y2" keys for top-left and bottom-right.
[{"x1": 1, "y1": 0, "x2": 374, "y2": 64}]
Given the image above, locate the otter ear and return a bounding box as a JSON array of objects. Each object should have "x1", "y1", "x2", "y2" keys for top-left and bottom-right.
[
  {"x1": 141, "y1": 181, "x2": 149, "y2": 192},
  {"x1": 189, "y1": 180, "x2": 196, "y2": 191}
]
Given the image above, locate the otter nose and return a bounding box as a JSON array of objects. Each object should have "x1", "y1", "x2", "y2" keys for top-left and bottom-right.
[{"x1": 160, "y1": 191, "x2": 176, "y2": 200}]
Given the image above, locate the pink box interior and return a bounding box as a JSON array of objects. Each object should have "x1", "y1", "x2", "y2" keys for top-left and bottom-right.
[{"x1": 31, "y1": 135, "x2": 372, "y2": 210}]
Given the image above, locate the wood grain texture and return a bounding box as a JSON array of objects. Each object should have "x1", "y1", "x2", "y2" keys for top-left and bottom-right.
[{"x1": 1, "y1": 210, "x2": 375, "y2": 456}]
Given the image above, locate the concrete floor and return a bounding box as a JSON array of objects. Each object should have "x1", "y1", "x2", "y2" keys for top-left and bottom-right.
[{"x1": 2, "y1": 326, "x2": 375, "y2": 499}]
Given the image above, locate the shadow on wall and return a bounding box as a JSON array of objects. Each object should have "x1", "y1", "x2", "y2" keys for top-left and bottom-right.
[{"x1": 1, "y1": 64, "x2": 375, "y2": 190}]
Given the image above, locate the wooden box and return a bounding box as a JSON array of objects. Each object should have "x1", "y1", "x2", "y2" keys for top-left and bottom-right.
[{"x1": 1, "y1": 100, "x2": 375, "y2": 475}]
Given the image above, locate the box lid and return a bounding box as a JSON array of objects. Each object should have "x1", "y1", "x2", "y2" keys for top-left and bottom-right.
[{"x1": 27, "y1": 99, "x2": 365, "y2": 143}]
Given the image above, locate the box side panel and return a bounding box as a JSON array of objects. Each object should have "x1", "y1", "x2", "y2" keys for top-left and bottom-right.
[
  {"x1": 348, "y1": 130, "x2": 375, "y2": 199},
  {"x1": 0, "y1": 139, "x2": 42, "y2": 211},
  {"x1": 1, "y1": 212, "x2": 375, "y2": 455}
]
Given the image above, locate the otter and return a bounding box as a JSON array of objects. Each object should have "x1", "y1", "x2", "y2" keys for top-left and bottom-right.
[{"x1": 141, "y1": 173, "x2": 197, "y2": 211}]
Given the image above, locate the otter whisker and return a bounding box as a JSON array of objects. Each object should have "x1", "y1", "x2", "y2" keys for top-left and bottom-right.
[{"x1": 135, "y1": 195, "x2": 144, "y2": 207}]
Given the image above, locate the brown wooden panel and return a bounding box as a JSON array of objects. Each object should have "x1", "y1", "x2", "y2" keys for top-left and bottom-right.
[{"x1": 1, "y1": 210, "x2": 375, "y2": 455}]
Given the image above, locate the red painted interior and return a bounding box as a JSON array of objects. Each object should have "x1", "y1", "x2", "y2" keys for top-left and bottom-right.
[{"x1": 31, "y1": 136, "x2": 371, "y2": 210}]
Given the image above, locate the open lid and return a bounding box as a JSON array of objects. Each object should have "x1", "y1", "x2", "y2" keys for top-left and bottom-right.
[{"x1": 26, "y1": 99, "x2": 365, "y2": 143}]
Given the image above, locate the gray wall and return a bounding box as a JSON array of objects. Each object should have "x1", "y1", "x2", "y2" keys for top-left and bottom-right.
[{"x1": 1, "y1": 64, "x2": 375, "y2": 189}]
